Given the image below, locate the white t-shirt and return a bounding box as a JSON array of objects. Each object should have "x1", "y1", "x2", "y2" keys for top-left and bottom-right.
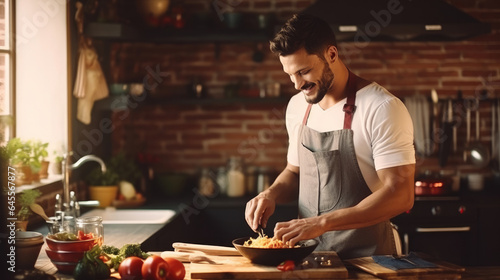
[{"x1": 286, "y1": 82, "x2": 415, "y2": 190}]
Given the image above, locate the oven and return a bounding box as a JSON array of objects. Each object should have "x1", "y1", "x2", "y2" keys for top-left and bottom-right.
[{"x1": 391, "y1": 196, "x2": 477, "y2": 266}]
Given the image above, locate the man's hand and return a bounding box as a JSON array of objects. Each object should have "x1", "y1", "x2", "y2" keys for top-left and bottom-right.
[
  {"x1": 274, "y1": 217, "x2": 324, "y2": 247},
  {"x1": 245, "y1": 164, "x2": 300, "y2": 232},
  {"x1": 245, "y1": 193, "x2": 276, "y2": 232}
]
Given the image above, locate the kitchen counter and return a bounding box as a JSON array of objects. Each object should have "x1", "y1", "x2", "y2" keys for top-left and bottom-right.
[
  {"x1": 32, "y1": 221, "x2": 500, "y2": 279},
  {"x1": 29, "y1": 196, "x2": 500, "y2": 279}
]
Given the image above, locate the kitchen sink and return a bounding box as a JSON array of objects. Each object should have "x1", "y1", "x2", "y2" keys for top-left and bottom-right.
[{"x1": 81, "y1": 208, "x2": 176, "y2": 224}]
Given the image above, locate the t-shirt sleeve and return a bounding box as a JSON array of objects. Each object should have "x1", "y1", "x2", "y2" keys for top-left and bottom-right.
[{"x1": 370, "y1": 97, "x2": 416, "y2": 170}]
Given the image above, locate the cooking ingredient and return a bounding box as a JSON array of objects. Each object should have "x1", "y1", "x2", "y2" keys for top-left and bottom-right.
[
  {"x1": 77, "y1": 230, "x2": 94, "y2": 240},
  {"x1": 101, "y1": 243, "x2": 150, "y2": 270},
  {"x1": 74, "y1": 245, "x2": 110, "y2": 280},
  {"x1": 119, "y1": 256, "x2": 144, "y2": 280},
  {"x1": 161, "y1": 257, "x2": 186, "y2": 280},
  {"x1": 120, "y1": 180, "x2": 137, "y2": 200},
  {"x1": 48, "y1": 231, "x2": 78, "y2": 241},
  {"x1": 277, "y1": 260, "x2": 295, "y2": 271},
  {"x1": 142, "y1": 255, "x2": 169, "y2": 280},
  {"x1": 244, "y1": 233, "x2": 299, "y2": 249}
]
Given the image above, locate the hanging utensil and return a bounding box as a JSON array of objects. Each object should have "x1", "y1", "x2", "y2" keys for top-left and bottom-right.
[
  {"x1": 468, "y1": 99, "x2": 490, "y2": 167},
  {"x1": 463, "y1": 100, "x2": 472, "y2": 163},
  {"x1": 431, "y1": 89, "x2": 440, "y2": 155},
  {"x1": 438, "y1": 99, "x2": 453, "y2": 167}
]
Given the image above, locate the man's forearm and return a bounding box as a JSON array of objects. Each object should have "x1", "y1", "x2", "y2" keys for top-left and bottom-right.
[{"x1": 264, "y1": 164, "x2": 300, "y2": 204}]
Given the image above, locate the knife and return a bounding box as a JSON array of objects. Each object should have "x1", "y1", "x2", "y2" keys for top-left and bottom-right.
[{"x1": 172, "y1": 242, "x2": 240, "y2": 256}]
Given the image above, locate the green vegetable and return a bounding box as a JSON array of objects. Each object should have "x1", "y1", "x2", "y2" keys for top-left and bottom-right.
[
  {"x1": 101, "y1": 243, "x2": 150, "y2": 270},
  {"x1": 73, "y1": 245, "x2": 110, "y2": 280},
  {"x1": 49, "y1": 231, "x2": 78, "y2": 241}
]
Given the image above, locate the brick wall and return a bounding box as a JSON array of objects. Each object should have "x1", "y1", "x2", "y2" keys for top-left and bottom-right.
[{"x1": 110, "y1": 0, "x2": 500, "y2": 175}]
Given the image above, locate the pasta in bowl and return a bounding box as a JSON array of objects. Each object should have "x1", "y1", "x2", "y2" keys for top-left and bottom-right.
[{"x1": 232, "y1": 235, "x2": 318, "y2": 266}]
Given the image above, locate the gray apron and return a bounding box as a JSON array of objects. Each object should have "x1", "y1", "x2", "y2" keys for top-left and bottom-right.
[{"x1": 297, "y1": 71, "x2": 396, "y2": 259}]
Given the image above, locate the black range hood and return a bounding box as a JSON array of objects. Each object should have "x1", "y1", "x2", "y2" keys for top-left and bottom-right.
[{"x1": 301, "y1": 0, "x2": 491, "y2": 42}]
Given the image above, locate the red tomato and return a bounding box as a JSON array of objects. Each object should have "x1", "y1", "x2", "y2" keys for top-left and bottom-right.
[
  {"x1": 119, "y1": 257, "x2": 144, "y2": 280},
  {"x1": 142, "y1": 255, "x2": 169, "y2": 280},
  {"x1": 277, "y1": 260, "x2": 295, "y2": 271},
  {"x1": 162, "y1": 257, "x2": 186, "y2": 280},
  {"x1": 77, "y1": 230, "x2": 93, "y2": 240}
]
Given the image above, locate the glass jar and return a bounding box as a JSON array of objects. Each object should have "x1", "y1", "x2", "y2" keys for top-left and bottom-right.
[
  {"x1": 198, "y1": 168, "x2": 216, "y2": 197},
  {"x1": 75, "y1": 216, "x2": 104, "y2": 246},
  {"x1": 226, "y1": 157, "x2": 245, "y2": 197},
  {"x1": 216, "y1": 167, "x2": 227, "y2": 196}
]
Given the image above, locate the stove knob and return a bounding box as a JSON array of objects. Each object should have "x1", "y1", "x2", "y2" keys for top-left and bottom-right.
[
  {"x1": 458, "y1": 205, "x2": 466, "y2": 214},
  {"x1": 431, "y1": 206, "x2": 441, "y2": 216}
]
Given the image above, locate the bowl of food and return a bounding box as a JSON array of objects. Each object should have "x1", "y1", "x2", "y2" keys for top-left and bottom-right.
[
  {"x1": 232, "y1": 236, "x2": 318, "y2": 266},
  {"x1": 45, "y1": 231, "x2": 100, "y2": 252}
]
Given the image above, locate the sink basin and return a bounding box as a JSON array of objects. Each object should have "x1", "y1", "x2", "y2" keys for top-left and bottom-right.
[{"x1": 81, "y1": 208, "x2": 176, "y2": 224}]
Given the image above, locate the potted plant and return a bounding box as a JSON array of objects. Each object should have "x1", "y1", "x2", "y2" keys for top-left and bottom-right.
[
  {"x1": 28, "y1": 140, "x2": 49, "y2": 181},
  {"x1": 7, "y1": 138, "x2": 33, "y2": 185},
  {"x1": 16, "y1": 188, "x2": 42, "y2": 231},
  {"x1": 86, "y1": 167, "x2": 120, "y2": 208},
  {"x1": 52, "y1": 152, "x2": 63, "y2": 175}
]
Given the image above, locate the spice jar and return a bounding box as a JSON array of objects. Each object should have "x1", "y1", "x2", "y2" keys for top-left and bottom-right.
[
  {"x1": 199, "y1": 168, "x2": 216, "y2": 197},
  {"x1": 226, "y1": 157, "x2": 245, "y2": 197}
]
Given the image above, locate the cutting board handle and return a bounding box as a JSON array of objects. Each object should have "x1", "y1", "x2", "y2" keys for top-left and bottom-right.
[{"x1": 172, "y1": 242, "x2": 240, "y2": 256}]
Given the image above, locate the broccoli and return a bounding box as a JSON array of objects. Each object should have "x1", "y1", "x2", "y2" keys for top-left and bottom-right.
[
  {"x1": 101, "y1": 244, "x2": 120, "y2": 255},
  {"x1": 101, "y1": 243, "x2": 150, "y2": 270}
]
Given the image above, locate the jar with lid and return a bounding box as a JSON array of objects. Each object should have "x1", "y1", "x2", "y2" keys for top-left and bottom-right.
[
  {"x1": 226, "y1": 157, "x2": 245, "y2": 197},
  {"x1": 198, "y1": 168, "x2": 216, "y2": 197},
  {"x1": 75, "y1": 216, "x2": 103, "y2": 246}
]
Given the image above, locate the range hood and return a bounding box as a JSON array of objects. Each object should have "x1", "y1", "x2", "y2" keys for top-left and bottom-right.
[{"x1": 301, "y1": 0, "x2": 490, "y2": 42}]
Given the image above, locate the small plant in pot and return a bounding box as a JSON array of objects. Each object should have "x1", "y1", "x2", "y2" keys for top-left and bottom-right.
[
  {"x1": 86, "y1": 168, "x2": 120, "y2": 208},
  {"x1": 7, "y1": 138, "x2": 33, "y2": 185},
  {"x1": 16, "y1": 188, "x2": 42, "y2": 231},
  {"x1": 28, "y1": 140, "x2": 49, "y2": 181}
]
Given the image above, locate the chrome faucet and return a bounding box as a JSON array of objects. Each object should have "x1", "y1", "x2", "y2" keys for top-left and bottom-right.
[{"x1": 61, "y1": 153, "x2": 106, "y2": 216}]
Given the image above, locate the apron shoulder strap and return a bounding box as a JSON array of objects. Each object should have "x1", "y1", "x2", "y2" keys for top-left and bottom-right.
[
  {"x1": 302, "y1": 104, "x2": 313, "y2": 125},
  {"x1": 343, "y1": 71, "x2": 358, "y2": 129}
]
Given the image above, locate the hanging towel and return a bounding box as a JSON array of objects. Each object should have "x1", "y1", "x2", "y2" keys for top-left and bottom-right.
[
  {"x1": 73, "y1": 1, "x2": 108, "y2": 125},
  {"x1": 404, "y1": 94, "x2": 433, "y2": 157}
]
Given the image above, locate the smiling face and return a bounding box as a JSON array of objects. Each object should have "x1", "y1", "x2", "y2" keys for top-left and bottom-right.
[{"x1": 280, "y1": 48, "x2": 335, "y2": 104}]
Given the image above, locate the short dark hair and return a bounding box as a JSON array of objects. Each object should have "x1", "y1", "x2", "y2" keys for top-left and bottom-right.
[{"x1": 270, "y1": 14, "x2": 337, "y2": 57}]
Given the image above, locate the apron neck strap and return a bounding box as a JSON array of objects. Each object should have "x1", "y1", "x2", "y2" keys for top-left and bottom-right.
[
  {"x1": 343, "y1": 70, "x2": 358, "y2": 129},
  {"x1": 302, "y1": 70, "x2": 358, "y2": 128}
]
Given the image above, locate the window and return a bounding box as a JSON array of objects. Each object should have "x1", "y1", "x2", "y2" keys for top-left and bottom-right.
[{"x1": 0, "y1": 0, "x2": 13, "y2": 146}]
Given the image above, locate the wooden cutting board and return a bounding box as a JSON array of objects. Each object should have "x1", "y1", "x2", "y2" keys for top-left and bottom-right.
[
  {"x1": 189, "y1": 251, "x2": 348, "y2": 279},
  {"x1": 345, "y1": 254, "x2": 465, "y2": 280}
]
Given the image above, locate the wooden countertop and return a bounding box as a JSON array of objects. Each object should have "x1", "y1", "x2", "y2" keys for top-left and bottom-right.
[{"x1": 31, "y1": 203, "x2": 500, "y2": 279}]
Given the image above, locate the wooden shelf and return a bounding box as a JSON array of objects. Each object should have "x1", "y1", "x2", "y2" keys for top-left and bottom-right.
[
  {"x1": 85, "y1": 22, "x2": 273, "y2": 43},
  {"x1": 94, "y1": 95, "x2": 289, "y2": 111}
]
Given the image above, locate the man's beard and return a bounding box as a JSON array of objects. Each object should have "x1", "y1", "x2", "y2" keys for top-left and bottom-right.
[{"x1": 303, "y1": 61, "x2": 334, "y2": 104}]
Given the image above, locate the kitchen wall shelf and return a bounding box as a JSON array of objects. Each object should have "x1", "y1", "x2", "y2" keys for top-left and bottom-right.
[
  {"x1": 94, "y1": 95, "x2": 290, "y2": 111},
  {"x1": 85, "y1": 22, "x2": 273, "y2": 43}
]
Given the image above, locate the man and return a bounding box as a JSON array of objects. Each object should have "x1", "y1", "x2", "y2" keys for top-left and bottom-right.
[{"x1": 245, "y1": 14, "x2": 415, "y2": 259}]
